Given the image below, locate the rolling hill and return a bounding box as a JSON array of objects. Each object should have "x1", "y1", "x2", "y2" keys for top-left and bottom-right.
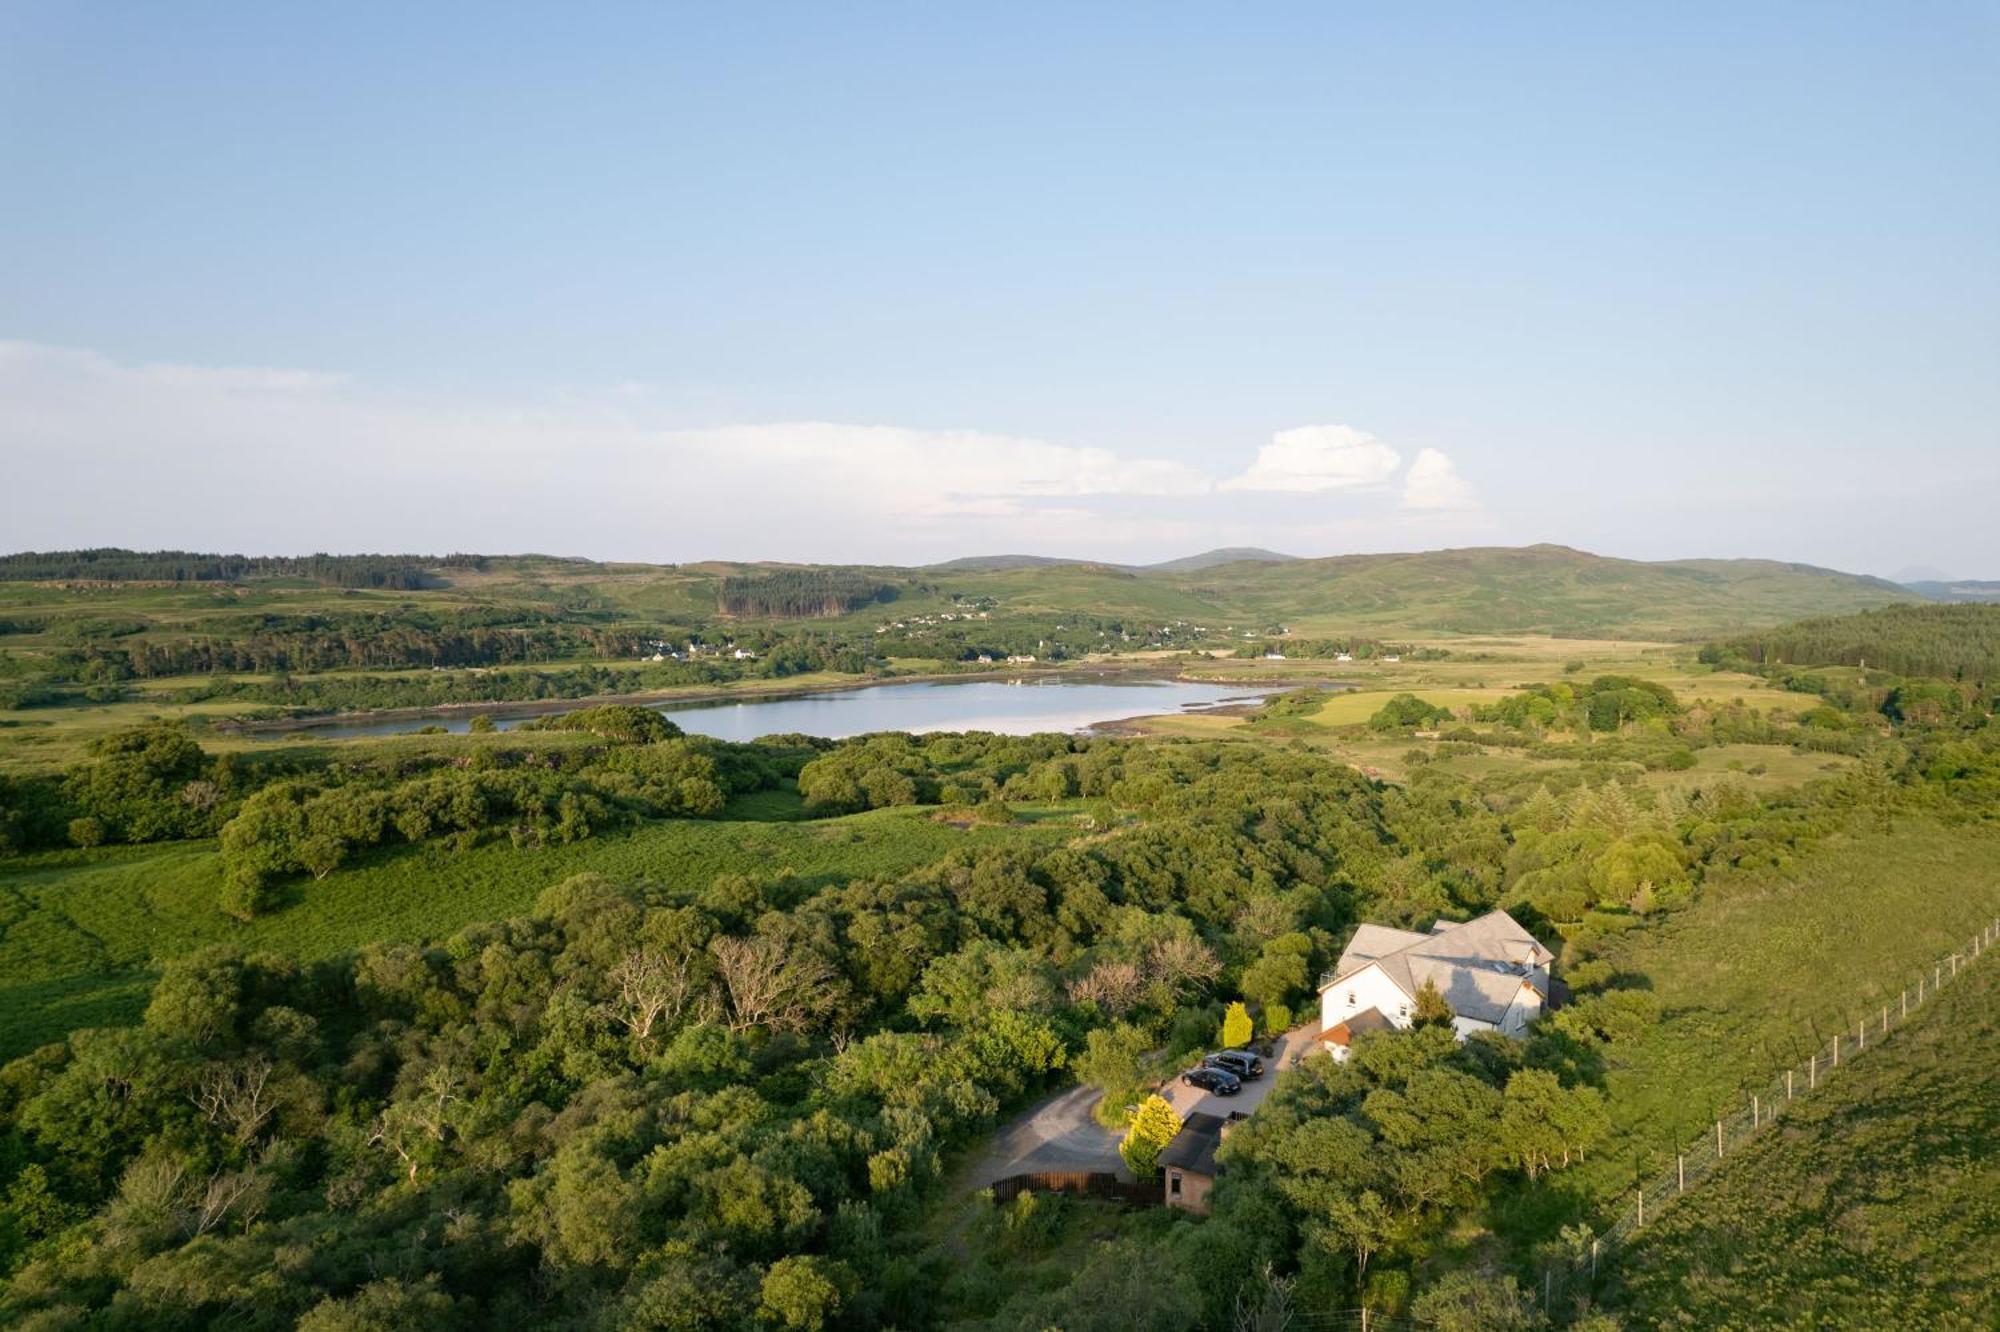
[{"x1": 0, "y1": 543, "x2": 1922, "y2": 642}]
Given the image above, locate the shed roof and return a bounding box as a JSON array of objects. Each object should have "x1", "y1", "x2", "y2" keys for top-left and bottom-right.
[{"x1": 1160, "y1": 1111, "x2": 1229, "y2": 1175}]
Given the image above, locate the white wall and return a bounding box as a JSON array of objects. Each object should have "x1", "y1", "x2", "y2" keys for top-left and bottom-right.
[
  {"x1": 1500, "y1": 983, "x2": 1544, "y2": 1036},
  {"x1": 1320, "y1": 963, "x2": 1414, "y2": 1035}
]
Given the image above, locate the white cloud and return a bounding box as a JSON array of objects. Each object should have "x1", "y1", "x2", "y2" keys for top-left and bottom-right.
[
  {"x1": 1401, "y1": 447, "x2": 1480, "y2": 510},
  {"x1": 0, "y1": 342, "x2": 1212, "y2": 562},
  {"x1": 0, "y1": 341, "x2": 1497, "y2": 560},
  {"x1": 1219, "y1": 424, "x2": 1402, "y2": 493}
]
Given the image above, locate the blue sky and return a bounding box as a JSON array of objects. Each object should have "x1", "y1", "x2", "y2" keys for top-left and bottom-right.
[{"x1": 2, "y1": 3, "x2": 1995, "y2": 573}]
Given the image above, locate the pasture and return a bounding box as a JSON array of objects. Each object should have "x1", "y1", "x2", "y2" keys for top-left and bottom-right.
[
  {"x1": 1614, "y1": 935, "x2": 2000, "y2": 1328},
  {"x1": 0, "y1": 800, "x2": 1081, "y2": 1059}
]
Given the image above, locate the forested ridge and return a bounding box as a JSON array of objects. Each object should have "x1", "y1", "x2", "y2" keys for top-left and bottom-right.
[
  {"x1": 1712, "y1": 603, "x2": 2000, "y2": 680},
  {"x1": 0, "y1": 550, "x2": 488, "y2": 589}
]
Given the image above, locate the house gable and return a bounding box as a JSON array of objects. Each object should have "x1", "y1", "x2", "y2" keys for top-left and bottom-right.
[{"x1": 1319, "y1": 909, "x2": 1552, "y2": 1038}]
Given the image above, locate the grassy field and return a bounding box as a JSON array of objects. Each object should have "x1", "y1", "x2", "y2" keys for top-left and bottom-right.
[
  {"x1": 1613, "y1": 934, "x2": 2000, "y2": 1329},
  {"x1": 0, "y1": 802, "x2": 1082, "y2": 1058},
  {"x1": 1482, "y1": 822, "x2": 2000, "y2": 1252}
]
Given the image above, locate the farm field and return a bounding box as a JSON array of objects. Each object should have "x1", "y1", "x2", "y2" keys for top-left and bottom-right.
[
  {"x1": 1612, "y1": 935, "x2": 2000, "y2": 1329},
  {"x1": 0, "y1": 801, "x2": 1081, "y2": 1059},
  {"x1": 1482, "y1": 822, "x2": 2000, "y2": 1251}
]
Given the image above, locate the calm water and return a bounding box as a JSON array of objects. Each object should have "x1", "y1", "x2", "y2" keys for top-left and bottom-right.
[{"x1": 290, "y1": 677, "x2": 1272, "y2": 743}]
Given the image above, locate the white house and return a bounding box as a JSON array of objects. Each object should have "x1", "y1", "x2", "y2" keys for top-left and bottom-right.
[{"x1": 1318, "y1": 910, "x2": 1553, "y2": 1058}]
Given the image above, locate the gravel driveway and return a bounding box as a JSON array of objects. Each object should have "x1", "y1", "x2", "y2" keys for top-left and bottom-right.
[
  {"x1": 961, "y1": 1083, "x2": 1128, "y2": 1187},
  {"x1": 1159, "y1": 1022, "x2": 1322, "y2": 1120},
  {"x1": 961, "y1": 1023, "x2": 1325, "y2": 1190}
]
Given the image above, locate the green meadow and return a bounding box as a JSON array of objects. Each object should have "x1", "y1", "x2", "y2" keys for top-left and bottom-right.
[
  {"x1": 0, "y1": 800, "x2": 1080, "y2": 1058},
  {"x1": 1614, "y1": 932, "x2": 2000, "y2": 1328}
]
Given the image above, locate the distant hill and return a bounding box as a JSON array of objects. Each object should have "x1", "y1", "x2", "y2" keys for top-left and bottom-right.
[
  {"x1": 928, "y1": 547, "x2": 1298, "y2": 574},
  {"x1": 1903, "y1": 579, "x2": 2000, "y2": 604},
  {"x1": 924, "y1": 554, "x2": 1081, "y2": 573},
  {"x1": 1142, "y1": 547, "x2": 1299, "y2": 573},
  {"x1": 2, "y1": 542, "x2": 1919, "y2": 640},
  {"x1": 1131, "y1": 544, "x2": 1921, "y2": 639}
]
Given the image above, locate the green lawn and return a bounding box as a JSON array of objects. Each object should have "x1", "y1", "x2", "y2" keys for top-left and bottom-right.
[
  {"x1": 0, "y1": 803, "x2": 1079, "y2": 1058},
  {"x1": 1613, "y1": 933, "x2": 2000, "y2": 1329}
]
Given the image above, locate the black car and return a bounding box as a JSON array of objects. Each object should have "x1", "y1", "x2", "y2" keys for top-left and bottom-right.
[
  {"x1": 1204, "y1": 1050, "x2": 1264, "y2": 1080},
  {"x1": 1180, "y1": 1065, "x2": 1241, "y2": 1095}
]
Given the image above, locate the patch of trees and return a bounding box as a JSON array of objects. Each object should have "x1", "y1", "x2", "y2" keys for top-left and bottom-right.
[
  {"x1": 0, "y1": 548, "x2": 487, "y2": 587},
  {"x1": 1470, "y1": 675, "x2": 1682, "y2": 733},
  {"x1": 718, "y1": 571, "x2": 899, "y2": 618},
  {"x1": 215, "y1": 730, "x2": 801, "y2": 917},
  {"x1": 1708, "y1": 603, "x2": 2000, "y2": 680},
  {"x1": 1369, "y1": 693, "x2": 1454, "y2": 731}
]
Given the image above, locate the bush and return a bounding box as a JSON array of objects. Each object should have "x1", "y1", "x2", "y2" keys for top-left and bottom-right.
[
  {"x1": 1119, "y1": 1094, "x2": 1181, "y2": 1176},
  {"x1": 1369, "y1": 694, "x2": 1453, "y2": 732},
  {"x1": 1220, "y1": 1001, "x2": 1253, "y2": 1049}
]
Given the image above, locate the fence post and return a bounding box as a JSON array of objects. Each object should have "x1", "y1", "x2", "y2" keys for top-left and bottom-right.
[
  {"x1": 1902, "y1": 989, "x2": 1907, "y2": 1018},
  {"x1": 1678, "y1": 1153, "x2": 1685, "y2": 1192},
  {"x1": 1809, "y1": 1052, "x2": 1817, "y2": 1089},
  {"x1": 1591, "y1": 1239, "x2": 1599, "y2": 1280},
  {"x1": 1637, "y1": 1188, "x2": 1644, "y2": 1228},
  {"x1": 1787, "y1": 1069, "x2": 1794, "y2": 1101},
  {"x1": 1951, "y1": 954, "x2": 1957, "y2": 978},
  {"x1": 1832, "y1": 1034, "x2": 1839, "y2": 1068},
  {"x1": 1881, "y1": 1005, "x2": 1888, "y2": 1035},
  {"x1": 1716, "y1": 1119, "x2": 1724, "y2": 1157},
  {"x1": 1857, "y1": 1019, "x2": 1864, "y2": 1051},
  {"x1": 1752, "y1": 1094, "x2": 1759, "y2": 1129}
]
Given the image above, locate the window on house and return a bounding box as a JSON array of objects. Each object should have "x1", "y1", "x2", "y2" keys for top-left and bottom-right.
[
  {"x1": 1399, "y1": 1004, "x2": 1408, "y2": 1017},
  {"x1": 1347, "y1": 991, "x2": 1355, "y2": 1005},
  {"x1": 1169, "y1": 1173, "x2": 1182, "y2": 1196}
]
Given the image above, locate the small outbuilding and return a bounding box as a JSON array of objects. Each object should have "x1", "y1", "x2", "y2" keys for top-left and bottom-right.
[{"x1": 1160, "y1": 1111, "x2": 1244, "y2": 1214}]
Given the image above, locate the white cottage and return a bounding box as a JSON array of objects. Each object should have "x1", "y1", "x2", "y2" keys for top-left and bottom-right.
[{"x1": 1318, "y1": 910, "x2": 1552, "y2": 1058}]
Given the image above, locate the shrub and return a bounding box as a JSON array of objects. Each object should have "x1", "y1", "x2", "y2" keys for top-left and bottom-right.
[
  {"x1": 1220, "y1": 1001, "x2": 1253, "y2": 1049},
  {"x1": 1119, "y1": 1094, "x2": 1181, "y2": 1176}
]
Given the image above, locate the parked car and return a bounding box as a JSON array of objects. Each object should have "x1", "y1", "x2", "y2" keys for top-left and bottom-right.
[
  {"x1": 1204, "y1": 1050, "x2": 1264, "y2": 1080},
  {"x1": 1180, "y1": 1065, "x2": 1241, "y2": 1095}
]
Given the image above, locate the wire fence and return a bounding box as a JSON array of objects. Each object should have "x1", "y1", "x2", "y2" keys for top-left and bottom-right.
[{"x1": 1531, "y1": 913, "x2": 2000, "y2": 1320}]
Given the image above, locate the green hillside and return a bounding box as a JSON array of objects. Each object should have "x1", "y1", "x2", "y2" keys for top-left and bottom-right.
[
  {"x1": 1613, "y1": 931, "x2": 2000, "y2": 1329},
  {"x1": 1150, "y1": 545, "x2": 1918, "y2": 638}
]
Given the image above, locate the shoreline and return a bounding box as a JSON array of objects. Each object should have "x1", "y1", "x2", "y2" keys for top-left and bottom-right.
[{"x1": 214, "y1": 661, "x2": 1242, "y2": 736}]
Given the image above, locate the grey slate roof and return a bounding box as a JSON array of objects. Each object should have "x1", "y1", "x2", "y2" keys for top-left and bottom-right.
[
  {"x1": 1160, "y1": 1111, "x2": 1229, "y2": 1175},
  {"x1": 1321, "y1": 909, "x2": 1552, "y2": 1025}
]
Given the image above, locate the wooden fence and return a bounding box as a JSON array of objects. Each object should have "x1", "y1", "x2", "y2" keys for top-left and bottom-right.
[{"x1": 988, "y1": 1170, "x2": 1160, "y2": 1207}]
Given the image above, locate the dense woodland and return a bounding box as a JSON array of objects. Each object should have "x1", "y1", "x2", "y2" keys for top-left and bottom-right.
[
  {"x1": 0, "y1": 567, "x2": 1995, "y2": 1327},
  {"x1": 0, "y1": 625, "x2": 1995, "y2": 1328},
  {"x1": 1710, "y1": 603, "x2": 2000, "y2": 681},
  {"x1": 0, "y1": 551, "x2": 487, "y2": 589},
  {"x1": 717, "y1": 573, "x2": 901, "y2": 619}
]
